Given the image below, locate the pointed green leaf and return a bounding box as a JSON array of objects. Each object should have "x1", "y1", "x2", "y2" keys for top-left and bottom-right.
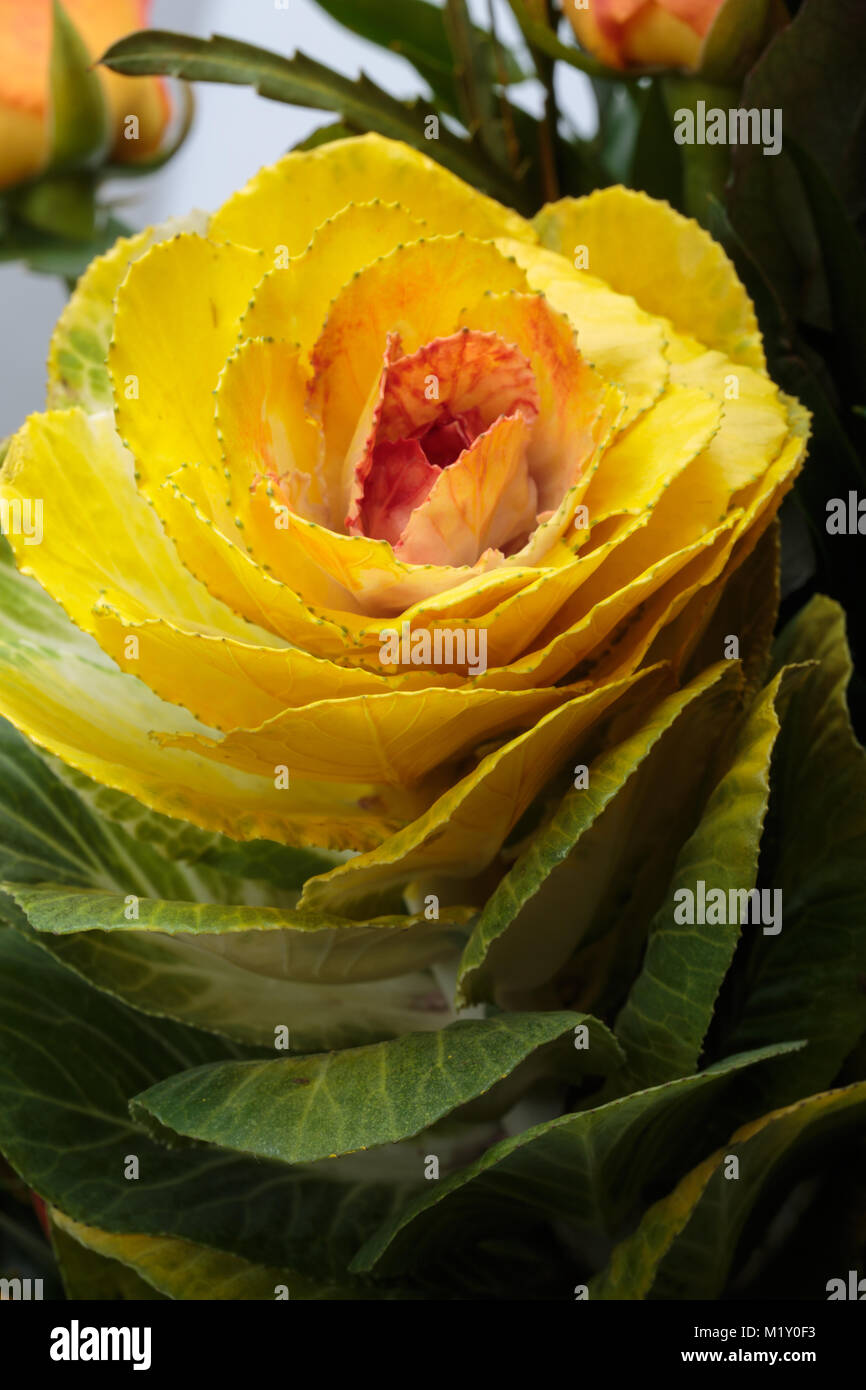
[
  {"x1": 351, "y1": 1041, "x2": 802, "y2": 1274},
  {"x1": 720, "y1": 597, "x2": 866, "y2": 1105},
  {"x1": 129, "y1": 1013, "x2": 623, "y2": 1164},
  {"x1": 592, "y1": 1080, "x2": 866, "y2": 1300},
  {"x1": 614, "y1": 664, "x2": 805, "y2": 1087}
]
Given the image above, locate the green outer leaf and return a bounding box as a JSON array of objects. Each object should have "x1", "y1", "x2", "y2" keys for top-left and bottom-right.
[
  {"x1": 726, "y1": 0, "x2": 866, "y2": 322},
  {"x1": 0, "y1": 929, "x2": 412, "y2": 1282},
  {"x1": 721, "y1": 597, "x2": 866, "y2": 1106},
  {"x1": 591, "y1": 1080, "x2": 866, "y2": 1300},
  {"x1": 614, "y1": 665, "x2": 804, "y2": 1086},
  {"x1": 6, "y1": 886, "x2": 464, "y2": 1050},
  {"x1": 48, "y1": 1, "x2": 111, "y2": 172},
  {"x1": 0, "y1": 717, "x2": 246, "y2": 905},
  {"x1": 457, "y1": 663, "x2": 737, "y2": 1007},
  {"x1": 129, "y1": 1013, "x2": 622, "y2": 1165},
  {"x1": 629, "y1": 79, "x2": 681, "y2": 208},
  {"x1": 5, "y1": 884, "x2": 469, "y2": 983},
  {"x1": 786, "y1": 138, "x2": 866, "y2": 400},
  {"x1": 9, "y1": 917, "x2": 455, "y2": 1052},
  {"x1": 660, "y1": 77, "x2": 733, "y2": 227},
  {"x1": 50, "y1": 1210, "x2": 368, "y2": 1300},
  {"x1": 99, "y1": 31, "x2": 529, "y2": 210},
  {"x1": 351, "y1": 1042, "x2": 802, "y2": 1274},
  {"x1": 191, "y1": 837, "x2": 338, "y2": 887},
  {"x1": 41, "y1": 754, "x2": 338, "y2": 891},
  {"x1": 698, "y1": 0, "x2": 775, "y2": 83},
  {"x1": 50, "y1": 1214, "x2": 167, "y2": 1300}
]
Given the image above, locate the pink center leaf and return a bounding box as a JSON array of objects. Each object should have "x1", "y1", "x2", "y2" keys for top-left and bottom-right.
[
  {"x1": 360, "y1": 439, "x2": 440, "y2": 547},
  {"x1": 346, "y1": 329, "x2": 541, "y2": 566}
]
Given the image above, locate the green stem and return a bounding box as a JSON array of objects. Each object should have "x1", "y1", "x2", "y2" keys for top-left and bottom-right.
[
  {"x1": 526, "y1": 0, "x2": 560, "y2": 202},
  {"x1": 486, "y1": 0, "x2": 522, "y2": 178}
]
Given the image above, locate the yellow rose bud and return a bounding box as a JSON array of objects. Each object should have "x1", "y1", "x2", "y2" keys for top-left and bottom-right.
[{"x1": 0, "y1": 0, "x2": 170, "y2": 191}]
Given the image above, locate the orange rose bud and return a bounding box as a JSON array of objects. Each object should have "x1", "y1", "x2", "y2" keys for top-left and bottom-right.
[
  {"x1": 0, "y1": 0, "x2": 170, "y2": 191},
  {"x1": 564, "y1": 0, "x2": 727, "y2": 72}
]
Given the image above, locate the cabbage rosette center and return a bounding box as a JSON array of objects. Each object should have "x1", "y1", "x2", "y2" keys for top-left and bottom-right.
[{"x1": 0, "y1": 133, "x2": 809, "y2": 909}]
